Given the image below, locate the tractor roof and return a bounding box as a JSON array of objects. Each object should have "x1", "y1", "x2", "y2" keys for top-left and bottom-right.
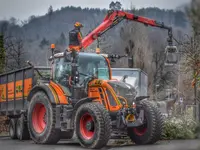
[{"x1": 50, "y1": 52, "x2": 108, "y2": 59}]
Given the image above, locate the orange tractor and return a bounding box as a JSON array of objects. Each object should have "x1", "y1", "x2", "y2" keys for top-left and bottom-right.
[{"x1": 0, "y1": 10, "x2": 177, "y2": 149}]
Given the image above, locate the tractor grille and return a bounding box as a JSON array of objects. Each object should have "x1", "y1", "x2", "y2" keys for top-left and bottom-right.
[
  {"x1": 106, "y1": 89, "x2": 117, "y2": 106},
  {"x1": 98, "y1": 88, "x2": 106, "y2": 107},
  {"x1": 108, "y1": 81, "x2": 137, "y2": 105}
]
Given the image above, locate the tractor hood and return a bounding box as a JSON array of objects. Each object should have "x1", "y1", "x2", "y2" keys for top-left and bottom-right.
[{"x1": 108, "y1": 80, "x2": 137, "y2": 105}]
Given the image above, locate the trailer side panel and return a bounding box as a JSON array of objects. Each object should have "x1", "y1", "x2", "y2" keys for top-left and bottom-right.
[{"x1": 0, "y1": 67, "x2": 34, "y2": 116}]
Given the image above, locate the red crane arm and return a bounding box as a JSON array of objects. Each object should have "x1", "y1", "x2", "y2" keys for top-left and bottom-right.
[{"x1": 81, "y1": 10, "x2": 173, "y2": 49}]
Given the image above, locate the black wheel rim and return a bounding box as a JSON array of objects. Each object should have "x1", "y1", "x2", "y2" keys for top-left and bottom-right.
[{"x1": 9, "y1": 123, "x2": 14, "y2": 137}]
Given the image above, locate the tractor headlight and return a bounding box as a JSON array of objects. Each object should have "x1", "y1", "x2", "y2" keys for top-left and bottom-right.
[{"x1": 132, "y1": 102, "x2": 136, "y2": 108}]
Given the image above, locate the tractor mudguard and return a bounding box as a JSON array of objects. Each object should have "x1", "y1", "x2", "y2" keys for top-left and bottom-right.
[
  {"x1": 27, "y1": 85, "x2": 59, "y2": 104},
  {"x1": 73, "y1": 97, "x2": 98, "y2": 111}
]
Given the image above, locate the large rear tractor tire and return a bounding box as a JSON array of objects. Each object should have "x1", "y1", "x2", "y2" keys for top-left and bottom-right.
[
  {"x1": 128, "y1": 100, "x2": 163, "y2": 145},
  {"x1": 27, "y1": 91, "x2": 60, "y2": 144},
  {"x1": 74, "y1": 103, "x2": 112, "y2": 149},
  {"x1": 16, "y1": 114, "x2": 30, "y2": 140},
  {"x1": 9, "y1": 118, "x2": 17, "y2": 139}
]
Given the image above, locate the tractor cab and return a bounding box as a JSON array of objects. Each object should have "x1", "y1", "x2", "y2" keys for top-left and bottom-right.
[
  {"x1": 52, "y1": 52, "x2": 110, "y2": 82},
  {"x1": 51, "y1": 52, "x2": 111, "y2": 97}
]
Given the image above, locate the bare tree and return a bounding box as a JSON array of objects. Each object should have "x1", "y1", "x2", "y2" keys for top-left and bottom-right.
[
  {"x1": 151, "y1": 45, "x2": 176, "y2": 97},
  {"x1": 116, "y1": 21, "x2": 154, "y2": 89},
  {"x1": 0, "y1": 34, "x2": 5, "y2": 73},
  {"x1": 178, "y1": 34, "x2": 200, "y2": 118},
  {"x1": 4, "y1": 37, "x2": 27, "y2": 71},
  {"x1": 118, "y1": 22, "x2": 153, "y2": 67},
  {"x1": 180, "y1": 0, "x2": 200, "y2": 105},
  {"x1": 173, "y1": 0, "x2": 200, "y2": 120},
  {"x1": 97, "y1": 36, "x2": 112, "y2": 53}
]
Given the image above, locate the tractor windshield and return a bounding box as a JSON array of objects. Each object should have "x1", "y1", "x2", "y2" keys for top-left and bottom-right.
[
  {"x1": 78, "y1": 53, "x2": 110, "y2": 83},
  {"x1": 53, "y1": 52, "x2": 110, "y2": 88}
]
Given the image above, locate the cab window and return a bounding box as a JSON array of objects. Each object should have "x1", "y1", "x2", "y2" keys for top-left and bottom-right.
[{"x1": 53, "y1": 57, "x2": 71, "y2": 86}]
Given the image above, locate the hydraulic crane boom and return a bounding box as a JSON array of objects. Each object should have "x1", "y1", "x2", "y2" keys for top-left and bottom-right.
[{"x1": 81, "y1": 10, "x2": 173, "y2": 49}]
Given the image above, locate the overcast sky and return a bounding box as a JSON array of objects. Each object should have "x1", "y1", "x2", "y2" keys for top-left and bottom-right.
[{"x1": 0, "y1": 0, "x2": 190, "y2": 21}]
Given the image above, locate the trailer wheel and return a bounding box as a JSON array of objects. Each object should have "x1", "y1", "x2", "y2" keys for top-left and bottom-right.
[
  {"x1": 74, "y1": 102, "x2": 112, "y2": 149},
  {"x1": 27, "y1": 91, "x2": 60, "y2": 144},
  {"x1": 9, "y1": 118, "x2": 17, "y2": 139},
  {"x1": 127, "y1": 100, "x2": 161, "y2": 145},
  {"x1": 16, "y1": 114, "x2": 30, "y2": 140}
]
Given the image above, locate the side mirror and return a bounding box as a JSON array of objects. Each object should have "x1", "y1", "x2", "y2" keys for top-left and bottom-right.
[
  {"x1": 120, "y1": 75, "x2": 128, "y2": 82},
  {"x1": 128, "y1": 56, "x2": 133, "y2": 68},
  {"x1": 165, "y1": 46, "x2": 178, "y2": 66}
]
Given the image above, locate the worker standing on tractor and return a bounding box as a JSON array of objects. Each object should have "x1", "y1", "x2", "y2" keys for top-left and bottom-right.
[
  {"x1": 68, "y1": 22, "x2": 83, "y2": 52},
  {"x1": 65, "y1": 22, "x2": 84, "y2": 88}
]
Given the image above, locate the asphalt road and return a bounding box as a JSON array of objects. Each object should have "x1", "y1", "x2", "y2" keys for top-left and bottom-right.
[{"x1": 0, "y1": 136, "x2": 199, "y2": 150}]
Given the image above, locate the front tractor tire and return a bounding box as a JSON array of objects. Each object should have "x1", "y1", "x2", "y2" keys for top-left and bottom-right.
[
  {"x1": 149, "y1": 103, "x2": 164, "y2": 144},
  {"x1": 74, "y1": 103, "x2": 112, "y2": 149},
  {"x1": 27, "y1": 91, "x2": 60, "y2": 144},
  {"x1": 128, "y1": 100, "x2": 163, "y2": 145}
]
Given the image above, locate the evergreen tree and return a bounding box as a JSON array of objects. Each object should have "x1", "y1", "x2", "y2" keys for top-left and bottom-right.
[
  {"x1": 56, "y1": 32, "x2": 66, "y2": 46},
  {"x1": 174, "y1": 11, "x2": 187, "y2": 28},
  {"x1": 48, "y1": 5, "x2": 53, "y2": 16},
  {"x1": 47, "y1": 5, "x2": 53, "y2": 22},
  {"x1": 109, "y1": 1, "x2": 115, "y2": 10},
  {"x1": 39, "y1": 38, "x2": 50, "y2": 49},
  {"x1": 109, "y1": 1, "x2": 122, "y2": 10}
]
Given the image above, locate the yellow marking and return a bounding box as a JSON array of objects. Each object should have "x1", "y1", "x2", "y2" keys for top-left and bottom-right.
[
  {"x1": 126, "y1": 114, "x2": 135, "y2": 122},
  {"x1": 48, "y1": 85, "x2": 59, "y2": 104}
]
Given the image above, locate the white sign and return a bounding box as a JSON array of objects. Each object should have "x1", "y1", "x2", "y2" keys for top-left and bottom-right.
[{"x1": 180, "y1": 97, "x2": 183, "y2": 103}]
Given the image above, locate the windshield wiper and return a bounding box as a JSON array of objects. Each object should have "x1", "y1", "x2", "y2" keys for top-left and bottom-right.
[{"x1": 120, "y1": 75, "x2": 128, "y2": 82}]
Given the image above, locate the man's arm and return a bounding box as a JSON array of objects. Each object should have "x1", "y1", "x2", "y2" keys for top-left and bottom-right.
[{"x1": 78, "y1": 32, "x2": 83, "y2": 47}]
